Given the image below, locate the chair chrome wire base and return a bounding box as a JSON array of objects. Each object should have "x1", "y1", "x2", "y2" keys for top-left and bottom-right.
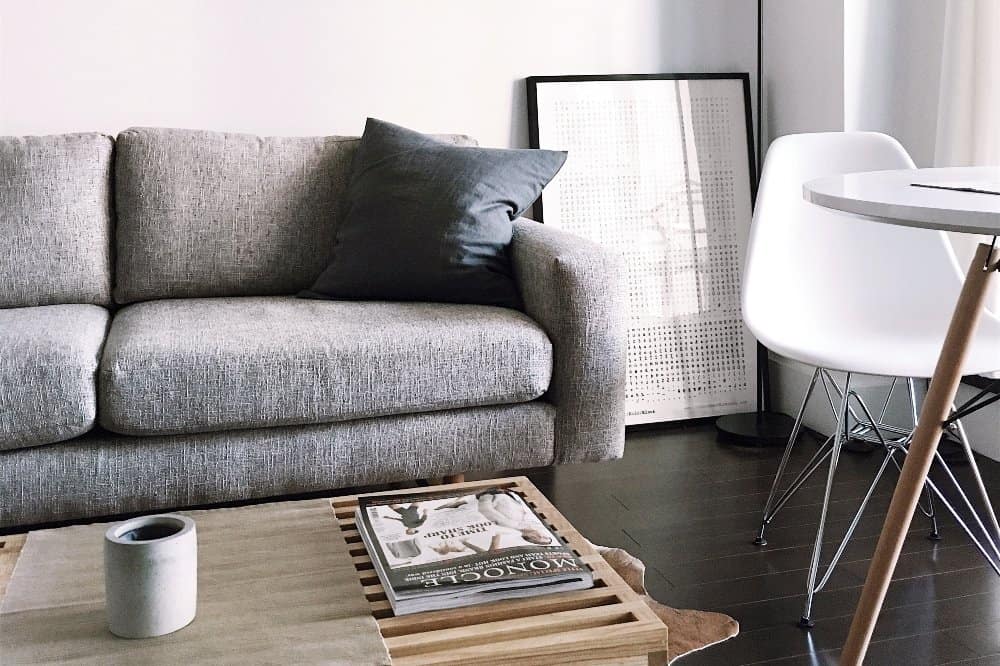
[{"x1": 754, "y1": 367, "x2": 1000, "y2": 628}]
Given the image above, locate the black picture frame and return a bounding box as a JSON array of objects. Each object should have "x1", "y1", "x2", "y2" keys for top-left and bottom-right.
[
  {"x1": 526, "y1": 73, "x2": 757, "y2": 225},
  {"x1": 525, "y1": 72, "x2": 763, "y2": 427}
]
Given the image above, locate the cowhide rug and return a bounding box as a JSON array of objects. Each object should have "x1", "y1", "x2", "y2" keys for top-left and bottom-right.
[{"x1": 594, "y1": 543, "x2": 739, "y2": 664}]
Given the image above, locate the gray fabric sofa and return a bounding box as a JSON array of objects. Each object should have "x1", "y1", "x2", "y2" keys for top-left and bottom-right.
[{"x1": 0, "y1": 128, "x2": 627, "y2": 529}]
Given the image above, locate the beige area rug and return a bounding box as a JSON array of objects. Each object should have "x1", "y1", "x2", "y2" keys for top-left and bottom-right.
[
  {"x1": 0, "y1": 501, "x2": 390, "y2": 665},
  {"x1": 593, "y1": 543, "x2": 740, "y2": 664}
]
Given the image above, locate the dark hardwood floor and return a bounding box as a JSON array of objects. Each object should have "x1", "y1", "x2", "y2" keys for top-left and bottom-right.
[{"x1": 481, "y1": 423, "x2": 1000, "y2": 665}]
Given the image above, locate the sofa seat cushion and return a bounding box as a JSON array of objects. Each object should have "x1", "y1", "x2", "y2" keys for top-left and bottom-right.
[
  {"x1": 98, "y1": 297, "x2": 553, "y2": 436},
  {"x1": 0, "y1": 305, "x2": 109, "y2": 451}
]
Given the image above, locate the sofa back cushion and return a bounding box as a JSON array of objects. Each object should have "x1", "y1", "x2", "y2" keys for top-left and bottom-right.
[
  {"x1": 113, "y1": 127, "x2": 475, "y2": 303},
  {"x1": 0, "y1": 133, "x2": 114, "y2": 308}
]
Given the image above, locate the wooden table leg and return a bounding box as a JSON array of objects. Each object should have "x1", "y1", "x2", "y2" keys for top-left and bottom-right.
[{"x1": 841, "y1": 242, "x2": 999, "y2": 665}]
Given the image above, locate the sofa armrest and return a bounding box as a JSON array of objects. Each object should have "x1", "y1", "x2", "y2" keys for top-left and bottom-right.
[{"x1": 510, "y1": 218, "x2": 627, "y2": 464}]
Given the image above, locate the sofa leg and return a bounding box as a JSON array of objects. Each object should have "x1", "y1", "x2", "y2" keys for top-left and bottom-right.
[{"x1": 443, "y1": 473, "x2": 465, "y2": 484}]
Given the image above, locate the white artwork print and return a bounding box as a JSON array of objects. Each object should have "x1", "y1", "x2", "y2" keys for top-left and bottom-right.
[{"x1": 532, "y1": 77, "x2": 757, "y2": 424}]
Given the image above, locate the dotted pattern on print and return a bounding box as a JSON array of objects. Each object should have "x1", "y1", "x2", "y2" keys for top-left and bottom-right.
[{"x1": 541, "y1": 83, "x2": 751, "y2": 418}]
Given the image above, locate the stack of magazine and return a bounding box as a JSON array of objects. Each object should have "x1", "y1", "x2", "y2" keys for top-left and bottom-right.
[{"x1": 355, "y1": 486, "x2": 594, "y2": 614}]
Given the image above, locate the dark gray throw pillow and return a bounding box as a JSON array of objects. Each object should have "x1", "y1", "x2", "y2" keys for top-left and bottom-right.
[{"x1": 301, "y1": 118, "x2": 566, "y2": 308}]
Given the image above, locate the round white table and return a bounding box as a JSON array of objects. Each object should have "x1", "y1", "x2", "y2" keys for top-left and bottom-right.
[{"x1": 804, "y1": 166, "x2": 1000, "y2": 665}]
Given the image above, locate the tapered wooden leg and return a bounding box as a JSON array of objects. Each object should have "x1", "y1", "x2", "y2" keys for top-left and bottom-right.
[
  {"x1": 442, "y1": 474, "x2": 465, "y2": 484},
  {"x1": 841, "y1": 243, "x2": 999, "y2": 665}
]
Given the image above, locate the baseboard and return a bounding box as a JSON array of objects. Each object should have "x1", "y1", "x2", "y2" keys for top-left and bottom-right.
[{"x1": 769, "y1": 355, "x2": 1000, "y2": 462}]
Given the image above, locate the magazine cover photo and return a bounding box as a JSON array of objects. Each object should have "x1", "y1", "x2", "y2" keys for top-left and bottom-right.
[{"x1": 366, "y1": 488, "x2": 560, "y2": 568}]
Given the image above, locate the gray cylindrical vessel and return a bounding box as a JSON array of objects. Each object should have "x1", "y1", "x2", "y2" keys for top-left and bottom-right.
[{"x1": 104, "y1": 514, "x2": 197, "y2": 638}]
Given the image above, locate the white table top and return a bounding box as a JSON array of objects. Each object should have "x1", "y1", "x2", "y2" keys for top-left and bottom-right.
[{"x1": 804, "y1": 166, "x2": 1000, "y2": 235}]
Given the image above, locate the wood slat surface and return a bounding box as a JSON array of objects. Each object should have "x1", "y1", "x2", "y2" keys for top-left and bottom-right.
[{"x1": 335, "y1": 476, "x2": 669, "y2": 665}]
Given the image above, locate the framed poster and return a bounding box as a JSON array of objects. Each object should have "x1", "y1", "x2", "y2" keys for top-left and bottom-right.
[{"x1": 527, "y1": 73, "x2": 758, "y2": 425}]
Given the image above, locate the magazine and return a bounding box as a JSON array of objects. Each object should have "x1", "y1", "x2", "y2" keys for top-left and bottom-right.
[{"x1": 355, "y1": 486, "x2": 593, "y2": 614}]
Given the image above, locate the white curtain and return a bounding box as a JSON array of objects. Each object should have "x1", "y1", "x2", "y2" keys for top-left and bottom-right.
[{"x1": 935, "y1": 0, "x2": 1000, "y2": 312}]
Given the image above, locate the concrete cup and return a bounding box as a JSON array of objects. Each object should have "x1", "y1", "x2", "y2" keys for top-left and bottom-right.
[{"x1": 104, "y1": 514, "x2": 197, "y2": 638}]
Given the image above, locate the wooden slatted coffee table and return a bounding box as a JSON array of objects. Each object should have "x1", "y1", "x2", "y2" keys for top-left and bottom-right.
[{"x1": 0, "y1": 476, "x2": 668, "y2": 665}]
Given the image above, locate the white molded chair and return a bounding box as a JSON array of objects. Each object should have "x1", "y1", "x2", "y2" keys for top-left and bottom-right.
[{"x1": 745, "y1": 131, "x2": 1000, "y2": 628}]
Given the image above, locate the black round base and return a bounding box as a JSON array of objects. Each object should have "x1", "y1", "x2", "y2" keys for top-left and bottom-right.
[
  {"x1": 798, "y1": 616, "x2": 815, "y2": 629},
  {"x1": 716, "y1": 411, "x2": 796, "y2": 447},
  {"x1": 753, "y1": 536, "x2": 767, "y2": 546},
  {"x1": 844, "y1": 438, "x2": 879, "y2": 454}
]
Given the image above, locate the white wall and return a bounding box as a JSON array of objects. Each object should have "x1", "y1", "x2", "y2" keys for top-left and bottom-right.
[
  {"x1": 761, "y1": 0, "x2": 845, "y2": 147},
  {"x1": 844, "y1": 0, "x2": 945, "y2": 166},
  {"x1": 0, "y1": 0, "x2": 756, "y2": 148}
]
